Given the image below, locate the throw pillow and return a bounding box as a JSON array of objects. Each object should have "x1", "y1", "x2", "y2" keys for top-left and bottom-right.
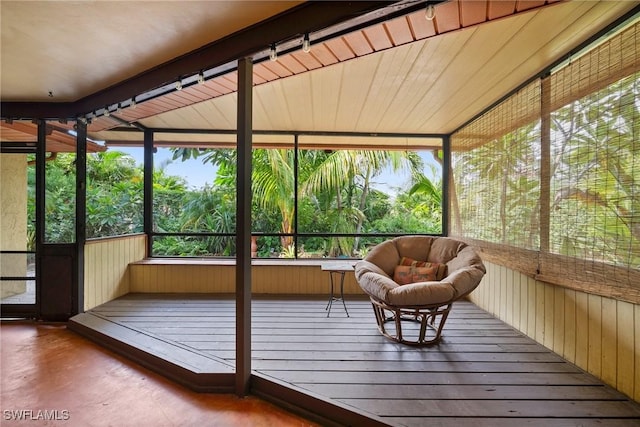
[
  {"x1": 393, "y1": 265, "x2": 415, "y2": 285},
  {"x1": 397, "y1": 257, "x2": 447, "y2": 280},
  {"x1": 399, "y1": 257, "x2": 426, "y2": 267},
  {"x1": 411, "y1": 265, "x2": 440, "y2": 282}
]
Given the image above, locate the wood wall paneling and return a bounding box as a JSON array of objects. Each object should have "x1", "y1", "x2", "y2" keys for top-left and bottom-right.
[
  {"x1": 588, "y1": 294, "x2": 603, "y2": 379},
  {"x1": 83, "y1": 234, "x2": 146, "y2": 311},
  {"x1": 602, "y1": 297, "x2": 618, "y2": 388},
  {"x1": 127, "y1": 261, "x2": 362, "y2": 297},
  {"x1": 563, "y1": 288, "x2": 577, "y2": 363},
  {"x1": 468, "y1": 261, "x2": 639, "y2": 403},
  {"x1": 617, "y1": 301, "x2": 635, "y2": 399},
  {"x1": 633, "y1": 305, "x2": 640, "y2": 402}
]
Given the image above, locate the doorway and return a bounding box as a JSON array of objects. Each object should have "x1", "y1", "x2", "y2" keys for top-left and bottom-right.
[{"x1": 1, "y1": 151, "x2": 37, "y2": 317}]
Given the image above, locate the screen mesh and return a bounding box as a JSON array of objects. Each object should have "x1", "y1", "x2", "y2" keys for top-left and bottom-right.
[
  {"x1": 451, "y1": 81, "x2": 541, "y2": 250},
  {"x1": 450, "y1": 21, "x2": 640, "y2": 294}
]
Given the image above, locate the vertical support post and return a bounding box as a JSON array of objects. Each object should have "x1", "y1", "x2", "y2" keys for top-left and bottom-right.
[
  {"x1": 35, "y1": 120, "x2": 46, "y2": 316},
  {"x1": 442, "y1": 135, "x2": 450, "y2": 236},
  {"x1": 293, "y1": 134, "x2": 299, "y2": 257},
  {"x1": 75, "y1": 119, "x2": 87, "y2": 314},
  {"x1": 540, "y1": 76, "x2": 551, "y2": 255},
  {"x1": 236, "y1": 57, "x2": 253, "y2": 396},
  {"x1": 144, "y1": 130, "x2": 154, "y2": 257}
]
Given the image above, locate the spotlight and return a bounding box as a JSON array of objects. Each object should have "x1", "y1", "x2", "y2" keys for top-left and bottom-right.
[
  {"x1": 302, "y1": 33, "x2": 311, "y2": 53},
  {"x1": 425, "y1": 3, "x2": 435, "y2": 20}
]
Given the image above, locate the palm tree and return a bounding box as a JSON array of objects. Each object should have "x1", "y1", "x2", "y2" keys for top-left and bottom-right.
[
  {"x1": 252, "y1": 148, "x2": 295, "y2": 249},
  {"x1": 301, "y1": 150, "x2": 424, "y2": 255},
  {"x1": 180, "y1": 185, "x2": 236, "y2": 255},
  {"x1": 172, "y1": 146, "x2": 428, "y2": 257}
]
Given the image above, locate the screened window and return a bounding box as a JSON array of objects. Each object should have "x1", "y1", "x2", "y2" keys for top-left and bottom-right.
[
  {"x1": 450, "y1": 21, "x2": 640, "y2": 292},
  {"x1": 144, "y1": 133, "x2": 444, "y2": 258}
]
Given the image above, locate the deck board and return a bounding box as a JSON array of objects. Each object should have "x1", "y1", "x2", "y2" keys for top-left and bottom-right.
[{"x1": 79, "y1": 294, "x2": 640, "y2": 426}]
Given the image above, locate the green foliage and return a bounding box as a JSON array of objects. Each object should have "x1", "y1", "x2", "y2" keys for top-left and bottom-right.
[
  {"x1": 30, "y1": 151, "x2": 154, "y2": 242},
  {"x1": 85, "y1": 152, "x2": 145, "y2": 238},
  {"x1": 41, "y1": 154, "x2": 77, "y2": 242},
  {"x1": 453, "y1": 72, "x2": 639, "y2": 269},
  {"x1": 372, "y1": 189, "x2": 441, "y2": 235},
  {"x1": 152, "y1": 236, "x2": 211, "y2": 256},
  {"x1": 34, "y1": 145, "x2": 443, "y2": 257},
  {"x1": 549, "y1": 73, "x2": 640, "y2": 267},
  {"x1": 168, "y1": 147, "x2": 441, "y2": 257}
]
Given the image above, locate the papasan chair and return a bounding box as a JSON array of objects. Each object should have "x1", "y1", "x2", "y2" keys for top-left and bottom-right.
[{"x1": 354, "y1": 236, "x2": 486, "y2": 345}]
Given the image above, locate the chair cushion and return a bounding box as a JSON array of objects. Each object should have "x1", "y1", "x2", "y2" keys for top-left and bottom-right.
[
  {"x1": 386, "y1": 280, "x2": 456, "y2": 306},
  {"x1": 356, "y1": 236, "x2": 486, "y2": 307}
]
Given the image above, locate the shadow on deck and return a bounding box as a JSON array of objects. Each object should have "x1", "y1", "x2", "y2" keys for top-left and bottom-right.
[{"x1": 69, "y1": 294, "x2": 640, "y2": 427}]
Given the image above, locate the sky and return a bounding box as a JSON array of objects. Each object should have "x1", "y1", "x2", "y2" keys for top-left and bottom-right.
[{"x1": 113, "y1": 146, "x2": 441, "y2": 196}]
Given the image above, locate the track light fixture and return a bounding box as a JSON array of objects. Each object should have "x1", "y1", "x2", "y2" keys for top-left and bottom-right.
[
  {"x1": 104, "y1": 106, "x2": 110, "y2": 117},
  {"x1": 425, "y1": 3, "x2": 435, "y2": 20},
  {"x1": 269, "y1": 43, "x2": 277, "y2": 62},
  {"x1": 302, "y1": 33, "x2": 311, "y2": 53},
  {"x1": 198, "y1": 72, "x2": 205, "y2": 84},
  {"x1": 116, "y1": 103, "x2": 122, "y2": 113},
  {"x1": 130, "y1": 98, "x2": 137, "y2": 109},
  {"x1": 175, "y1": 80, "x2": 183, "y2": 91}
]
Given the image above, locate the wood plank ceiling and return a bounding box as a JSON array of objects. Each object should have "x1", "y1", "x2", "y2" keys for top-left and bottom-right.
[
  {"x1": 90, "y1": 0, "x2": 569, "y2": 134},
  {"x1": 2, "y1": 0, "x2": 638, "y2": 151}
]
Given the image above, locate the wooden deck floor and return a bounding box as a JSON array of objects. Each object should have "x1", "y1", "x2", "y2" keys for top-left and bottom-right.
[{"x1": 71, "y1": 294, "x2": 640, "y2": 426}]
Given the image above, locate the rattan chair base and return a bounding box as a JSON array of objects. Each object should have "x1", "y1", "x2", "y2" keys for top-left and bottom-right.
[{"x1": 369, "y1": 297, "x2": 452, "y2": 346}]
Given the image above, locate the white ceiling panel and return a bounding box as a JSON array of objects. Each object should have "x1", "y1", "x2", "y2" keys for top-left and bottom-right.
[{"x1": 0, "y1": 1, "x2": 301, "y2": 101}]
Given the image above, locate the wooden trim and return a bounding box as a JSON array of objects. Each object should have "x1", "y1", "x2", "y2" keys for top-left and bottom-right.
[
  {"x1": 75, "y1": 121, "x2": 87, "y2": 315},
  {"x1": 252, "y1": 373, "x2": 389, "y2": 427},
  {"x1": 107, "y1": 140, "x2": 443, "y2": 151},
  {"x1": 236, "y1": 57, "x2": 252, "y2": 397},
  {"x1": 131, "y1": 258, "x2": 338, "y2": 266},
  {"x1": 442, "y1": 134, "x2": 450, "y2": 235},
  {"x1": 463, "y1": 238, "x2": 640, "y2": 305},
  {"x1": 466, "y1": 239, "x2": 539, "y2": 277},
  {"x1": 143, "y1": 130, "x2": 153, "y2": 258},
  {"x1": 539, "y1": 76, "x2": 551, "y2": 253},
  {"x1": 35, "y1": 121, "x2": 46, "y2": 318},
  {"x1": 86, "y1": 233, "x2": 146, "y2": 244},
  {"x1": 536, "y1": 253, "x2": 640, "y2": 304},
  {"x1": 69, "y1": 312, "x2": 235, "y2": 393}
]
